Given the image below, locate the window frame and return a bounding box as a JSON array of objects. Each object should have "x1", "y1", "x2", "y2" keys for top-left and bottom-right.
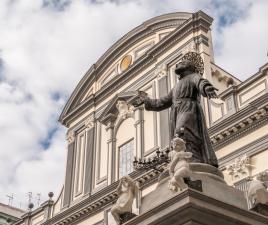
[{"x1": 118, "y1": 138, "x2": 134, "y2": 179}]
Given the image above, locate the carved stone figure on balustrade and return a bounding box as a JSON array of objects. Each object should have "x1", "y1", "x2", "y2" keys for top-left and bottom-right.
[
  {"x1": 111, "y1": 176, "x2": 137, "y2": 225},
  {"x1": 248, "y1": 172, "x2": 268, "y2": 206}
]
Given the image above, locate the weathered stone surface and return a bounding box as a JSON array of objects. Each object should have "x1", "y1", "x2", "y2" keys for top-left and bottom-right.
[
  {"x1": 126, "y1": 189, "x2": 268, "y2": 225},
  {"x1": 146, "y1": 163, "x2": 245, "y2": 214},
  {"x1": 248, "y1": 179, "x2": 268, "y2": 206},
  {"x1": 141, "y1": 170, "x2": 247, "y2": 214},
  {"x1": 158, "y1": 163, "x2": 225, "y2": 185}
]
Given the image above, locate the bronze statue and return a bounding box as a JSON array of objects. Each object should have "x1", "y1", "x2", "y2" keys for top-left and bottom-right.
[{"x1": 133, "y1": 53, "x2": 218, "y2": 167}]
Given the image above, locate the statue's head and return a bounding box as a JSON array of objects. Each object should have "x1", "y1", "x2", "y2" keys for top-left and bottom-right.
[
  {"x1": 172, "y1": 136, "x2": 186, "y2": 152},
  {"x1": 121, "y1": 175, "x2": 134, "y2": 186},
  {"x1": 174, "y1": 59, "x2": 196, "y2": 76},
  {"x1": 120, "y1": 176, "x2": 136, "y2": 194}
]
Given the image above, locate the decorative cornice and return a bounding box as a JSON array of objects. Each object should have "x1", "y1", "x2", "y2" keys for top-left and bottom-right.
[
  {"x1": 209, "y1": 93, "x2": 268, "y2": 150},
  {"x1": 219, "y1": 134, "x2": 268, "y2": 169},
  {"x1": 212, "y1": 111, "x2": 268, "y2": 151}
]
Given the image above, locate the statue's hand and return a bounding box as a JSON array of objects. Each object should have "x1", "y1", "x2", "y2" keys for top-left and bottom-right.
[
  {"x1": 132, "y1": 91, "x2": 148, "y2": 107},
  {"x1": 132, "y1": 97, "x2": 145, "y2": 107},
  {"x1": 205, "y1": 86, "x2": 218, "y2": 99}
]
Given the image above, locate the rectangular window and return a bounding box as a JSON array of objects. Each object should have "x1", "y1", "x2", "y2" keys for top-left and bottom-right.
[{"x1": 119, "y1": 139, "x2": 134, "y2": 178}]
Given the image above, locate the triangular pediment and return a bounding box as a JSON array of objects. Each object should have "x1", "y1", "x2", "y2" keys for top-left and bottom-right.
[{"x1": 98, "y1": 91, "x2": 137, "y2": 125}]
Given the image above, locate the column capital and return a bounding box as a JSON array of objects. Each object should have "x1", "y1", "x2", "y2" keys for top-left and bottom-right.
[
  {"x1": 66, "y1": 130, "x2": 75, "y2": 144},
  {"x1": 105, "y1": 121, "x2": 115, "y2": 131},
  {"x1": 155, "y1": 63, "x2": 168, "y2": 79},
  {"x1": 85, "y1": 115, "x2": 95, "y2": 130}
]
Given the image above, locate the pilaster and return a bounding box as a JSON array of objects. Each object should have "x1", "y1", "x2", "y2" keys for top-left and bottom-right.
[
  {"x1": 106, "y1": 120, "x2": 116, "y2": 185},
  {"x1": 134, "y1": 106, "x2": 144, "y2": 158}
]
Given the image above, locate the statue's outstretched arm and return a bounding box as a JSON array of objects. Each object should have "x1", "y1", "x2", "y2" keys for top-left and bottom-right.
[
  {"x1": 195, "y1": 74, "x2": 218, "y2": 99},
  {"x1": 144, "y1": 90, "x2": 173, "y2": 111}
]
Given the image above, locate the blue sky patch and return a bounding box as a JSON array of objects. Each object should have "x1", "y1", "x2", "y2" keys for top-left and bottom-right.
[
  {"x1": 51, "y1": 92, "x2": 61, "y2": 101},
  {"x1": 40, "y1": 126, "x2": 59, "y2": 150},
  {"x1": 42, "y1": 0, "x2": 71, "y2": 11}
]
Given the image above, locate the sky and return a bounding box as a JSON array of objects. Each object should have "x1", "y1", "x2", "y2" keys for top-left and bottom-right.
[{"x1": 0, "y1": 0, "x2": 267, "y2": 210}]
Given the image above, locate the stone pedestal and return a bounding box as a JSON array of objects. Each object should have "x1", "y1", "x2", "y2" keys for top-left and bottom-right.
[
  {"x1": 125, "y1": 189, "x2": 268, "y2": 225},
  {"x1": 124, "y1": 163, "x2": 268, "y2": 225},
  {"x1": 141, "y1": 163, "x2": 247, "y2": 212}
]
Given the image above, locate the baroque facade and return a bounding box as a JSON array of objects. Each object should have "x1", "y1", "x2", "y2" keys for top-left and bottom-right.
[{"x1": 14, "y1": 11, "x2": 268, "y2": 225}]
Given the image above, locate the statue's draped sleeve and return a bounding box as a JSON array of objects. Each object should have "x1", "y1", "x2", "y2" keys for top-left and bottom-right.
[
  {"x1": 143, "y1": 89, "x2": 173, "y2": 111},
  {"x1": 193, "y1": 74, "x2": 214, "y2": 97}
]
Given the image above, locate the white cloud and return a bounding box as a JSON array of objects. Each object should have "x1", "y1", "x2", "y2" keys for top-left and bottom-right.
[
  {"x1": 214, "y1": 0, "x2": 268, "y2": 78},
  {"x1": 0, "y1": 0, "x2": 267, "y2": 209}
]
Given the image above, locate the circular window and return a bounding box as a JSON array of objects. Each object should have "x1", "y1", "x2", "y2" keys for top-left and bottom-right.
[{"x1": 120, "y1": 55, "x2": 132, "y2": 72}]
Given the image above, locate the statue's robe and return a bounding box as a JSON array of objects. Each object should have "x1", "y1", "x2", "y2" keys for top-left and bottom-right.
[{"x1": 144, "y1": 73, "x2": 218, "y2": 167}]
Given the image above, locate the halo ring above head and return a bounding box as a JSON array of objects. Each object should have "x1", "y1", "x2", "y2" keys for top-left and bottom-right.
[{"x1": 179, "y1": 52, "x2": 204, "y2": 75}]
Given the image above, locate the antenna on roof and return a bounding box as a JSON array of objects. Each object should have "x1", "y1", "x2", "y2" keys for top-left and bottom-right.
[
  {"x1": 36, "y1": 193, "x2": 41, "y2": 206},
  {"x1": 27, "y1": 192, "x2": 32, "y2": 204},
  {"x1": 6, "y1": 194, "x2": 14, "y2": 206}
]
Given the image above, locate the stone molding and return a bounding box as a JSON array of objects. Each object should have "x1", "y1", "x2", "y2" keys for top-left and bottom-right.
[
  {"x1": 210, "y1": 94, "x2": 268, "y2": 150},
  {"x1": 219, "y1": 134, "x2": 268, "y2": 169}
]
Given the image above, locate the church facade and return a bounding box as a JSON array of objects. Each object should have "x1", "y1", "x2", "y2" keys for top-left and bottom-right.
[{"x1": 14, "y1": 11, "x2": 268, "y2": 225}]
